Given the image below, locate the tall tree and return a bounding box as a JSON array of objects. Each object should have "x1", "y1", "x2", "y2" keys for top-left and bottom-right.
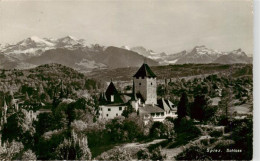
[
  {"x1": 177, "y1": 92, "x2": 188, "y2": 119},
  {"x1": 190, "y1": 95, "x2": 207, "y2": 121}
]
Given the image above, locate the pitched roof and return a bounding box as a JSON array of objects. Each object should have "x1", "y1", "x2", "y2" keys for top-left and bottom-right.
[
  {"x1": 158, "y1": 98, "x2": 171, "y2": 112},
  {"x1": 105, "y1": 82, "x2": 119, "y2": 96},
  {"x1": 133, "y1": 63, "x2": 156, "y2": 78},
  {"x1": 158, "y1": 98, "x2": 176, "y2": 111},
  {"x1": 139, "y1": 104, "x2": 165, "y2": 113},
  {"x1": 104, "y1": 81, "x2": 124, "y2": 104}
]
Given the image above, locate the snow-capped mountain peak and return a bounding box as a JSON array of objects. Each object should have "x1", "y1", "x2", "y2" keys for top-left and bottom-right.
[
  {"x1": 18, "y1": 36, "x2": 55, "y2": 47},
  {"x1": 121, "y1": 46, "x2": 131, "y2": 50},
  {"x1": 190, "y1": 45, "x2": 224, "y2": 56},
  {"x1": 229, "y1": 48, "x2": 247, "y2": 57}
]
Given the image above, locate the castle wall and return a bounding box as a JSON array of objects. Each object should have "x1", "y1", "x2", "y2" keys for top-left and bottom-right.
[
  {"x1": 99, "y1": 105, "x2": 126, "y2": 119},
  {"x1": 134, "y1": 77, "x2": 157, "y2": 105},
  {"x1": 146, "y1": 77, "x2": 157, "y2": 104},
  {"x1": 134, "y1": 77, "x2": 147, "y2": 100}
]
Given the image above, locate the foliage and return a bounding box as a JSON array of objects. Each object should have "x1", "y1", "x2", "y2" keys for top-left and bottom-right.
[
  {"x1": 176, "y1": 118, "x2": 253, "y2": 160},
  {"x1": 121, "y1": 104, "x2": 135, "y2": 118},
  {"x1": 137, "y1": 148, "x2": 151, "y2": 160},
  {"x1": 177, "y1": 92, "x2": 188, "y2": 119},
  {"x1": 175, "y1": 144, "x2": 211, "y2": 160},
  {"x1": 137, "y1": 146, "x2": 166, "y2": 160},
  {"x1": 190, "y1": 95, "x2": 215, "y2": 122},
  {"x1": 150, "y1": 146, "x2": 166, "y2": 160},
  {"x1": 71, "y1": 120, "x2": 88, "y2": 133},
  {"x1": 98, "y1": 147, "x2": 132, "y2": 160},
  {"x1": 21, "y1": 150, "x2": 37, "y2": 160},
  {"x1": 35, "y1": 129, "x2": 67, "y2": 159},
  {"x1": 106, "y1": 115, "x2": 144, "y2": 142},
  {"x1": 35, "y1": 113, "x2": 54, "y2": 135},
  {"x1": 149, "y1": 120, "x2": 175, "y2": 139},
  {"x1": 2, "y1": 109, "x2": 35, "y2": 149},
  {"x1": 209, "y1": 130, "x2": 223, "y2": 137},
  {"x1": 169, "y1": 117, "x2": 201, "y2": 148},
  {"x1": 0, "y1": 141, "x2": 24, "y2": 160},
  {"x1": 55, "y1": 130, "x2": 91, "y2": 160}
]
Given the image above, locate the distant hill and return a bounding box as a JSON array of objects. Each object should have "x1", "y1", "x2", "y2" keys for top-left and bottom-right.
[{"x1": 86, "y1": 63, "x2": 253, "y2": 81}]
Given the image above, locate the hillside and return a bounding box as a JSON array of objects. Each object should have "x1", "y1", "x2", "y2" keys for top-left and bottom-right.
[
  {"x1": 86, "y1": 64, "x2": 253, "y2": 81},
  {"x1": 0, "y1": 63, "x2": 100, "y2": 103}
]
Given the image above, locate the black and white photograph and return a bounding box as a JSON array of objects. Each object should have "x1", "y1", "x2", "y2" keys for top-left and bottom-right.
[{"x1": 0, "y1": 0, "x2": 254, "y2": 160}]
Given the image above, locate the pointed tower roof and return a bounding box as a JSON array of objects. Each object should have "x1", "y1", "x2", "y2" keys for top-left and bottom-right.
[
  {"x1": 133, "y1": 63, "x2": 156, "y2": 78},
  {"x1": 99, "y1": 92, "x2": 107, "y2": 105},
  {"x1": 105, "y1": 81, "x2": 118, "y2": 96},
  {"x1": 105, "y1": 81, "x2": 124, "y2": 104}
]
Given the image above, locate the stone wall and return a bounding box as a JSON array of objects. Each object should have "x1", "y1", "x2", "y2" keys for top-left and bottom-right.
[{"x1": 134, "y1": 77, "x2": 157, "y2": 105}]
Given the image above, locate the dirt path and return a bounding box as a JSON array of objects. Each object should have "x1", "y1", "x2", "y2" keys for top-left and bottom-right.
[
  {"x1": 122, "y1": 139, "x2": 166, "y2": 148},
  {"x1": 161, "y1": 135, "x2": 211, "y2": 160}
]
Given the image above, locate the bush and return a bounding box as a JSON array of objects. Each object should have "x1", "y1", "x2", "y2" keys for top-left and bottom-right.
[
  {"x1": 55, "y1": 130, "x2": 91, "y2": 160},
  {"x1": 150, "y1": 146, "x2": 166, "y2": 160},
  {"x1": 137, "y1": 146, "x2": 165, "y2": 160},
  {"x1": 170, "y1": 117, "x2": 201, "y2": 148},
  {"x1": 0, "y1": 141, "x2": 24, "y2": 160},
  {"x1": 175, "y1": 145, "x2": 211, "y2": 160},
  {"x1": 209, "y1": 130, "x2": 223, "y2": 137},
  {"x1": 21, "y1": 150, "x2": 37, "y2": 160},
  {"x1": 98, "y1": 148, "x2": 132, "y2": 161},
  {"x1": 137, "y1": 148, "x2": 151, "y2": 160}
]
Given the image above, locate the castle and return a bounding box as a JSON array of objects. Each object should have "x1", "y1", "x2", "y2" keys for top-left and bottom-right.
[{"x1": 98, "y1": 63, "x2": 177, "y2": 123}]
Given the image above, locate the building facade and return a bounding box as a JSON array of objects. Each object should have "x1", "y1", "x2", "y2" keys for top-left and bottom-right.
[{"x1": 98, "y1": 63, "x2": 177, "y2": 122}]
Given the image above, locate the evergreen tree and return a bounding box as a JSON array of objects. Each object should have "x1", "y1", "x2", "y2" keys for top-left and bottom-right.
[
  {"x1": 177, "y1": 92, "x2": 188, "y2": 119},
  {"x1": 190, "y1": 95, "x2": 211, "y2": 122}
]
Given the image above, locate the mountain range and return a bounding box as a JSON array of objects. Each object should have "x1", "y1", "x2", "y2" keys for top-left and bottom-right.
[{"x1": 0, "y1": 36, "x2": 252, "y2": 72}]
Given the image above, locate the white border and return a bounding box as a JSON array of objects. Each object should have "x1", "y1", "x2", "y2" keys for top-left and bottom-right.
[{"x1": 254, "y1": 0, "x2": 260, "y2": 160}]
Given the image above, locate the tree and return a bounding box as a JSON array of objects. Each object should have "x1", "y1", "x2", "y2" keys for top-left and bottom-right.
[
  {"x1": 0, "y1": 141, "x2": 24, "y2": 160},
  {"x1": 190, "y1": 95, "x2": 211, "y2": 122},
  {"x1": 163, "y1": 119, "x2": 175, "y2": 138},
  {"x1": 219, "y1": 88, "x2": 232, "y2": 119},
  {"x1": 2, "y1": 109, "x2": 35, "y2": 148},
  {"x1": 122, "y1": 104, "x2": 135, "y2": 118},
  {"x1": 98, "y1": 147, "x2": 132, "y2": 160},
  {"x1": 21, "y1": 150, "x2": 37, "y2": 160},
  {"x1": 177, "y1": 92, "x2": 188, "y2": 119},
  {"x1": 55, "y1": 130, "x2": 91, "y2": 160}
]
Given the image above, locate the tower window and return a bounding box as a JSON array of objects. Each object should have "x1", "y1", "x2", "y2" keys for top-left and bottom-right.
[
  {"x1": 116, "y1": 113, "x2": 118, "y2": 116},
  {"x1": 151, "y1": 82, "x2": 153, "y2": 85},
  {"x1": 107, "y1": 114, "x2": 109, "y2": 117},
  {"x1": 139, "y1": 83, "x2": 141, "y2": 85},
  {"x1": 119, "y1": 107, "x2": 122, "y2": 111},
  {"x1": 108, "y1": 108, "x2": 111, "y2": 111}
]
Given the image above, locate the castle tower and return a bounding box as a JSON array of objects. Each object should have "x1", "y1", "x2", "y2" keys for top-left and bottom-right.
[{"x1": 133, "y1": 63, "x2": 157, "y2": 105}]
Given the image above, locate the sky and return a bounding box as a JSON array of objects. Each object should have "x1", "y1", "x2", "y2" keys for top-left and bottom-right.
[{"x1": 0, "y1": 0, "x2": 253, "y2": 55}]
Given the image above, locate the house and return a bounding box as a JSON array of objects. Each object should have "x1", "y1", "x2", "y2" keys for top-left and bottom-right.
[
  {"x1": 98, "y1": 63, "x2": 177, "y2": 123},
  {"x1": 98, "y1": 81, "x2": 129, "y2": 119}
]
